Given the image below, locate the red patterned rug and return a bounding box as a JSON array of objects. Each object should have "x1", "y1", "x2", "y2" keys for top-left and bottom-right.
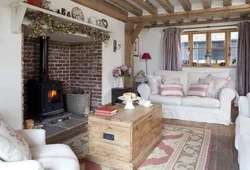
[{"x1": 78, "y1": 124, "x2": 212, "y2": 170}]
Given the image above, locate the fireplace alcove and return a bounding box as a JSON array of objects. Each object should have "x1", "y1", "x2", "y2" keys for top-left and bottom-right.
[{"x1": 22, "y1": 25, "x2": 103, "y2": 138}]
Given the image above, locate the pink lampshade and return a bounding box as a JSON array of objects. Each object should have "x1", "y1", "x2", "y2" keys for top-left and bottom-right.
[{"x1": 141, "y1": 53, "x2": 152, "y2": 60}]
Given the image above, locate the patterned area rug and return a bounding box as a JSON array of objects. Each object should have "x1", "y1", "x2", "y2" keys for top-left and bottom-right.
[{"x1": 66, "y1": 124, "x2": 212, "y2": 170}]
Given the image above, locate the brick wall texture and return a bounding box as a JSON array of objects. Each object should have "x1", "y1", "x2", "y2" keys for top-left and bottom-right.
[{"x1": 22, "y1": 37, "x2": 102, "y2": 117}]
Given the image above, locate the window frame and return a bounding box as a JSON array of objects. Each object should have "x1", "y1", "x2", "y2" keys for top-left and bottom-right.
[{"x1": 181, "y1": 29, "x2": 238, "y2": 67}]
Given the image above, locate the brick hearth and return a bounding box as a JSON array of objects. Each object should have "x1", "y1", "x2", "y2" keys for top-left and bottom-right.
[{"x1": 22, "y1": 37, "x2": 102, "y2": 118}]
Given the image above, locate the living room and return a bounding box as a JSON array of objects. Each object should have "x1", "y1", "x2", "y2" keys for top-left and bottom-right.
[{"x1": 0, "y1": 0, "x2": 250, "y2": 170}]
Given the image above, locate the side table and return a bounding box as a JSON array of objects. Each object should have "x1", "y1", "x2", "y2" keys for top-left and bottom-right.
[{"x1": 111, "y1": 87, "x2": 132, "y2": 106}]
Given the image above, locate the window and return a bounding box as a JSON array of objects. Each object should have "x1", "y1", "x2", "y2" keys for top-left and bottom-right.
[
  {"x1": 181, "y1": 29, "x2": 238, "y2": 67},
  {"x1": 181, "y1": 34, "x2": 189, "y2": 61}
]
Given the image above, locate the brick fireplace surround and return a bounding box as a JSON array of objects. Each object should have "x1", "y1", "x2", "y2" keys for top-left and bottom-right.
[{"x1": 22, "y1": 37, "x2": 102, "y2": 118}]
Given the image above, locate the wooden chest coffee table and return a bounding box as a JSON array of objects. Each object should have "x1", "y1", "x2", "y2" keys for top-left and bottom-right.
[{"x1": 86, "y1": 103, "x2": 162, "y2": 170}]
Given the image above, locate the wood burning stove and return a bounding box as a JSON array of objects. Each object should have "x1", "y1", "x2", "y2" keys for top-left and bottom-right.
[{"x1": 27, "y1": 37, "x2": 64, "y2": 121}]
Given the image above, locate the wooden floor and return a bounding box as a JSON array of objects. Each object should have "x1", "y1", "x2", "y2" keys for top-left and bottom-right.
[{"x1": 163, "y1": 106, "x2": 239, "y2": 170}]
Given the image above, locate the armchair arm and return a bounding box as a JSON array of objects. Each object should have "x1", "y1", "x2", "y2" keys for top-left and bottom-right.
[
  {"x1": 239, "y1": 96, "x2": 250, "y2": 117},
  {"x1": 15, "y1": 129, "x2": 46, "y2": 147},
  {"x1": 0, "y1": 160, "x2": 44, "y2": 170},
  {"x1": 137, "y1": 83, "x2": 151, "y2": 100},
  {"x1": 219, "y1": 87, "x2": 235, "y2": 113}
]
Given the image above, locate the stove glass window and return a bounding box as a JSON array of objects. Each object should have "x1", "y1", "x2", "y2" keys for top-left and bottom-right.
[{"x1": 48, "y1": 90, "x2": 61, "y2": 103}]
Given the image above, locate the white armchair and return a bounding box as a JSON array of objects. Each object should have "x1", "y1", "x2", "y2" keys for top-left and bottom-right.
[
  {"x1": 0, "y1": 129, "x2": 80, "y2": 170},
  {"x1": 235, "y1": 93, "x2": 250, "y2": 170}
]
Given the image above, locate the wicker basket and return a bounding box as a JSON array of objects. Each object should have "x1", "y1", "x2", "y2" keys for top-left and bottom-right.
[{"x1": 66, "y1": 91, "x2": 91, "y2": 115}]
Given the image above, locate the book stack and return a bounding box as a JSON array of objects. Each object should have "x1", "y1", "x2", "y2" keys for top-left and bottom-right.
[{"x1": 95, "y1": 107, "x2": 117, "y2": 116}]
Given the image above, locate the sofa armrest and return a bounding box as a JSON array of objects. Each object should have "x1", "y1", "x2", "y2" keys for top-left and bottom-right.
[
  {"x1": 137, "y1": 83, "x2": 151, "y2": 100},
  {"x1": 16, "y1": 129, "x2": 46, "y2": 147},
  {"x1": 0, "y1": 160, "x2": 44, "y2": 170},
  {"x1": 219, "y1": 87, "x2": 235, "y2": 113},
  {"x1": 239, "y1": 96, "x2": 250, "y2": 117}
]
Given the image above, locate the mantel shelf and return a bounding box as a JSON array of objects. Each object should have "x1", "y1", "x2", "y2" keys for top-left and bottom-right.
[{"x1": 10, "y1": 1, "x2": 111, "y2": 36}]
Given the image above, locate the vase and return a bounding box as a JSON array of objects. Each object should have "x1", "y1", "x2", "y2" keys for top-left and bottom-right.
[
  {"x1": 114, "y1": 77, "x2": 119, "y2": 88},
  {"x1": 119, "y1": 77, "x2": 124, "y2": 88}
]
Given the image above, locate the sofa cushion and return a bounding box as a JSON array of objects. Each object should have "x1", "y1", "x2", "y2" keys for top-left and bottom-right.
[
  {"x1": 186, "y1": 84, "x2": 209, "y2": 97},
  {"x1": 154, "y1": 70, "x2": 188, "y2": 95},
  {"x1": 149, "y1": 95, "x2": 182, "y2": 106},
  {"x1": 146, "y1": 75, "x2": 162, "y2": 95},
  {"x1": 0, "y1": 119, "x2": 31, "y2": 162},
  {"x1": 160, "y1": 84, "x2": 184, "y2": 97},
  {"x1": 198, "y1": 77, "x2": 215, "y2": 98},
  {"x1": 235, "y1": 115, "x2": 250, "y2": 150},
  {"x1": 31, "y1": 144, "x2": 79, "y2": 170},
  {"x1": 182, "y1": 96, "x2": 220, "y2": 108}
]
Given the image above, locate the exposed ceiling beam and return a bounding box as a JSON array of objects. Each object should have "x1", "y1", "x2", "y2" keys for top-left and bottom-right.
[
  {"x1": 201, "y1": 0, "x2": 211, "y2": 9},
  {"x1": 72, "y1": 0, "x2": 128, "y2": 22},
  {"x1": 223, "y1": 0, "x2": 232, "y2": 6},
  {"x1": 178, "y1": 0, "x2": 191, "y2": 11},
  {"x1": 129, "y1": 4, "x2": 250, "y2": 23},
  {"x1": 155, "y1": 0, "x2": 174, "y2": 13},
  {"x1": 222, "y1": 13, "x2": 231, "y2": 19},
  {"x1": 132, "y1": 0, "x2": 158, "y2": 15},
  {"x1": 144, "y1": 17, "x2": 250, "y2": 28},
  {"x1": 240, "y1": 12, "x2": 249, "y2": 18},
  {"x1": 107, "y1": 0, "x2": 142, "y2": 16},
  {"x1": 132, "y1": 21, "x2": 148, "y2": 43}
]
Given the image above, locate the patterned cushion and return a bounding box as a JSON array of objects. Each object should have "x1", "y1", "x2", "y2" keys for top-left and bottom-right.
[
  {"x1": 207, "y1": 74, "x2": 231, "y2": 98},
  {"x1": 161, "y1": 76, "x2": 180, "y2": 85},
  {"x1": 146, "y1": 75, "x2": 162, "y2": 95},
  {"x1": 160, "y1": 84, "x2": 184, "y2": 97},
  {"x1": 0, "y1": 119, "x2": 31, "y2": 162},
  {"x1": 187, "y1": 84, "x2": 209, "y2": 97},
  {"x1": 198, "y1": 77, "x2": 215, "y2": 98}
]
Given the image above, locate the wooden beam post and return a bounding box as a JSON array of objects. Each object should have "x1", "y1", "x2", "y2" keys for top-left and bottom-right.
[{"x1": 124, "y1": 22, "x2": 134, "y2": 88}]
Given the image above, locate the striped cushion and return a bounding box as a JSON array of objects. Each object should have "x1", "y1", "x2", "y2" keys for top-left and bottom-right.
[
  {"x1": 187, "y1": 84, "x2": 209, "y2": 97},
  {"x1": 160, "y1": 84, "x2": 184, "y2": 97}
]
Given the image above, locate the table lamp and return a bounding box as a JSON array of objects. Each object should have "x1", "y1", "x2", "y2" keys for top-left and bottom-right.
[{"x1": 141, "y1": 53, "x2": 151, "y2": 75}]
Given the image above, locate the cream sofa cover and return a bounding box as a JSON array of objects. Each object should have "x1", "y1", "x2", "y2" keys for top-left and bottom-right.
[
  {"x1": 235, "y1": 93, "x2": 250, "y2": 170},
  {"x1": 138, "y1": 70, "x2": 235, "y2": 125}
]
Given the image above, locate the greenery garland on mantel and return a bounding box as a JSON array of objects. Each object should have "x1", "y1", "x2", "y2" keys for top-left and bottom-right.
[{"x1": 25, "y1": 11, "x2": 110, "y2": 42}]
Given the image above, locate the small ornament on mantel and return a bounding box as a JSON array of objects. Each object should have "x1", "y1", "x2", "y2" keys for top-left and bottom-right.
[
  {"x1": 67, "y1": 12, "x2": 71, "y2": 17},
  {"x1": 41, "y1": 0, "x2": 51, "y2": 10}
]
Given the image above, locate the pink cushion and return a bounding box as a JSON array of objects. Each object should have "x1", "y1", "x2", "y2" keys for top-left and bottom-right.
[
  {"x1": 187, "y1": 84, "x2": 209, "y2": 97},
  {"x1": 0, "y1": 119, "x2": 31, "y2": 162},
  {"x1": 146, "y1": 75, "x2": 162, "y2": 95},
  {"x1": 198, "y1": 77, "x2": 215, "y2": 98},
  {"x1": 160, "y1": 84, "x2": 184, "y2": 97}
]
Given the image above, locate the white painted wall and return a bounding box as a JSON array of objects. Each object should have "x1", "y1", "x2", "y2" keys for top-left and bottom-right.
[
  {"x1": 134, "y1": 28, "x2": 237, "y2": 89},
  {"x1": 0, "y1": 0, "x2": 124, "y2": 129},
  {"x1": 0, "y1": 0, "x2": 23, "y2": 129}
]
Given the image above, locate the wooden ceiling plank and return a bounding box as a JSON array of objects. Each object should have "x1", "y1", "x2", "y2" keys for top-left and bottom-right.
[
  {"x1": 178, "y1": 0, "x2": 191, "y2": 11},
  {"x1": 128, "y1": 4, "x2": 250, "y2": 22},
  {"x1": 144, "y1": 17, "x2": 250, "y2": 28},
  {"x1": 201, "y1": 0, "x2": 211, "y2": 9},
  {"x1": 223, "y1": 0, "x2": 232, "y2": 6},
  {"x1": 132, "y1": 0, "x2": 158, "y2": 15},
  {"x1": 72, "y1": 0, "x2": 128, "y2": 22},
  {"x1": 108, "y1": 0, "x2": 142, "y2": 16},
  {"x1": 155, "y1": 0, "x2": 174, "y2": 13}
]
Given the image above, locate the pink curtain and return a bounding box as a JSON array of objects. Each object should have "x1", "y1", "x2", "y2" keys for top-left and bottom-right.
[
  {"x1": 163, "y1": 28, "x2": 182, "y2": 71},
  {"x1": 237, "y1": 22, "x2": 250, "y2": 95}
]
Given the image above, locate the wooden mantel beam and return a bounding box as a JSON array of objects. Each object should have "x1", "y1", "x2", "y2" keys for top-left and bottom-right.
[
  {"x1": 155, "y1": 0, "x2": 174, "y2": 13},
  {"x1": 201, "y1": 0, "x2": 211, "y2": 9},
  {"x1": 72, "y1": 0, "x2": 128, "y2": 22},
  {"x1": 132, "y1": 0, "x2": 158, "y2": 15},
  {"x1": 144, "y1": 17, "x2": 250, "y2": 28},
  {"x1": 128, "y1": 4, "x2": 250, "y2": 23},
  {"x1": 108, "y1": 0, "x2": 142, "y2": 16},
  {"x1": 178, "y1": 0, "x2": 191, "y2": 11}
]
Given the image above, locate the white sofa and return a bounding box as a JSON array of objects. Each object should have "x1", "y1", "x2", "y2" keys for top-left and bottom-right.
[
  {"x1": 138, "y1": 70, "x2": 235, "y2": 125},
  {"x1": 0, "y1": 129, "x2": 80, "y2": 170},
  {"x1": 235, "y1": 93, "x2": 250, "y2": 170}
]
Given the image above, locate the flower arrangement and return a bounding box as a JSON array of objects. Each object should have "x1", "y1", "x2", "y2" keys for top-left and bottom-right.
[{"x1": 112, "y1": 65, "x2": 132, "y2": 77}]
